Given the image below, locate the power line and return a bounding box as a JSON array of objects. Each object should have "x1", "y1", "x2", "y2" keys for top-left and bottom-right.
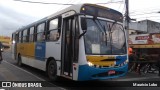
[
  {"x1": 130, "y1": 9, "x2": 160, "y2": 14},
  {"x1": 13, "y1": 0, "x2": 123, "y2": 5},
  {"x1": 121, "y1": 0, "x2": 126, "y2": 15},
  {"x1": 97, "y1": 1, "x2": 123, "y2": 4},
  {"x1": 130, "y1": 11, "x2": 160, "y2": 16},
  {"x1": 117, "y1": 0, "x2": 123, "y2": 10},
  {"x1": 136, "y1": 18, "x2": 160, "y2": 22},
  {"x1": 13, "y1": 0, "x2": 73, "y2": 5},
  {"x1": 133, "y1": 16, "x2": 160, "y2": 19},
  {"x1": 130, "y1": 7, "x2": 160, "y2": 13},
  {"x1": 58, "y1": 0, "x2": 74, "y2": 11}
]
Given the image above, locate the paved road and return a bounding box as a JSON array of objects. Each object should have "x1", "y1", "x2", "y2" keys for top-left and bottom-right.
[
  {"x1": 1, "y1": 50, "x2": 160, "y2": 90},
  {"x1": 0, "y1": 50, "x2": 64, "y2": 90}
]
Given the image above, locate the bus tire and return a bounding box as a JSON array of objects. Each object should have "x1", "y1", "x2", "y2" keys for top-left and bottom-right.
[
  {"x1": 17, "y1": 54, "x2": 22, "y2": 67},
  {"x1": 47, "y1": 60, "x2": 58, "y2": 81}
]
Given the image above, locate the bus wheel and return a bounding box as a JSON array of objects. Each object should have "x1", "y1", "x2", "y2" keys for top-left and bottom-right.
[
  {"x1": 17, "y1": 55, "x2": 22, "y2": 66},
  {"x1": 47, "y1": 60, "x2": 58, "y2": 81}
]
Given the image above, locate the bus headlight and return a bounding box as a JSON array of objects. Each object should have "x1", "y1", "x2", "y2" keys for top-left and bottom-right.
[
  {"x1": 88, "y1": 62, "x2": 94, "y2": 66},
  {"x1": 1, "y1": 48, "x2": 3, "y2": 52},
  {"x1": 12, "y1": 40, "x2": 15, "y2": 44},
  {"x1": 125, "y1": 59, "x2": 129, "y2": 64}
]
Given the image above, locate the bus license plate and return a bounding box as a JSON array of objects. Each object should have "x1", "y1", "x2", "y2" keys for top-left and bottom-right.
[{"x1": 108, "y1": 70, "x2": 115, "y2": 75}]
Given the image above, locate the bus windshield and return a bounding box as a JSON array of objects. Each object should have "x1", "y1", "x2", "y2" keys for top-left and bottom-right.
[{"x1": 84, "y1": 18, "x2": 126, "y2": 55}]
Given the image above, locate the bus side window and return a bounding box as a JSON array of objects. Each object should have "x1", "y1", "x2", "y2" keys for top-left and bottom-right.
[
  {"x1": 29, "y1": 27, "x2": 34, "y2": 42},
  {"x1": 19, "y1": 31, "x2": 22, "y2": 43},
  {"x1": 37, "y1": 23, "x2": 46, "y2": 42},
  {"x1": 49, "y1": 31, "x2": 59, "y2": 41},
  {"x1": 16, "y1": 32, "x2": 19, "y2": 43},
  {"x1": 23, "y1": 29, "x2": 28, "y2": 43},
  {"x1": 48, "y1": 18, "x2": 59, "y2": 41}
]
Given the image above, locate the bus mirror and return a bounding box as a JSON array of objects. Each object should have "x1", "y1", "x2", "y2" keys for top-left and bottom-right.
[{"x1": 81, "y1": 18, "x2": 87, "y2": 30}]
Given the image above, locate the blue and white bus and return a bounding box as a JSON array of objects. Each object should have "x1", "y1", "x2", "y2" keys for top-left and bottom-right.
[{"x1": 12, "y1": 4, "x2": 128, "y2": 81}]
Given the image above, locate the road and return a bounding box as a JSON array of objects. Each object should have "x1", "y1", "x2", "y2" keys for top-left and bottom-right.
[
  {"x1": 0, "y1": 50, "x2": 64, "y2": 90},
  {"x1": 0, "y1": 50, "x2": 160, "y2": 90}
]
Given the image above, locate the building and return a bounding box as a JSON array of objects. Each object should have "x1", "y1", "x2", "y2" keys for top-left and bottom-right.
[
  {"x1": 129, "y1": 20, "x2": 160, "y2": 34},
  {"x1": 0, "y1": 36, "x2": 11, "y2": 48}
]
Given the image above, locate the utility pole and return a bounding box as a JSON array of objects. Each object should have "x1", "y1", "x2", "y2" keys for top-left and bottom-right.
[{"x1": 125, "y1": 0, "x2": 129, "y2": 42}]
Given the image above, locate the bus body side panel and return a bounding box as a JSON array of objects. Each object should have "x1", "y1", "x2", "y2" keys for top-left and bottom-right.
[
  {"x1": 77, "y1": 27, "x2": 88, "y2": 66},
  {"x1": 72, "y1": 63, "x2": 79, "y2": 80},
  {"x1": 17, "y1": 42, "x2": 46, "y2": 71},
  {"x1": 75, "y1": 30, "x2": 87, "y2": 81},
  {"x1": 17, "y1": 43, "x2": 35, "y2": 58},
  {"x1": 35, "y1": 42, "x2": 46, "y2": 61},
  {"x1": 34, "y1": 42, "x2": 46, "y2": 70},
  {"x1": 21, "y1": 56, "x2": 46, "y2": 71},
  {"x1": 45, "y1": 41, "x2": 61, "y2": 76}
]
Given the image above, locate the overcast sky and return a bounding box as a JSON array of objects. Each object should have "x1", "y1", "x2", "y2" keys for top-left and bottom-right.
[{"x1": 1, "y1": 0, "x2": 160, "y2": 36}]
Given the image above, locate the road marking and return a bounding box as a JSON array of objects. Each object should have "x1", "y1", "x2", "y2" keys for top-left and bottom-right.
[{"x1": 3, "y1": 60, "x2": 66, "y2": 90}]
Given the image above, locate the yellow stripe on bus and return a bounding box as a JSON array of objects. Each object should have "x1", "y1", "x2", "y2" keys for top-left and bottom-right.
[
  {"x1": 86, "y1": 56, "x2": 115, "y2": 62},
  {"x1": 17, "y1": 43, "x2": 35, "y2": 58},
  {"x1": 91, "y1": 61, "x2": 115, "y2": 66},
  {"x1": 86, "y1": 56, "x2": 115, "y2": 66}
]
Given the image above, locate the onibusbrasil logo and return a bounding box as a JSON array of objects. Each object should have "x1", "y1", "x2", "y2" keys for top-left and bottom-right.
[{"x1": 1, "y1": 82, "x2": 42, "y2": 87}]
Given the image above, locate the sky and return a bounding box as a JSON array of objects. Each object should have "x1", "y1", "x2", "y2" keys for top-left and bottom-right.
[{"x1": 0, "y1": 0, "x2": 160, "y2": 36}]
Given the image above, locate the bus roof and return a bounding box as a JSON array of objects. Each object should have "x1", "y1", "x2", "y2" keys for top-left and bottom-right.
[{"x1": 13, "y1": 3, "x2": 122, "y2": 33}]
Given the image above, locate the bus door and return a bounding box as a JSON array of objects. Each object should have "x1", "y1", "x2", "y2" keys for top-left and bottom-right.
[
  {"x1": 61, "y1": 16, "x2": 78, "y2": 78},
  {"x1": 12, "y1": 33, "x2": 18, "y2": 60}
]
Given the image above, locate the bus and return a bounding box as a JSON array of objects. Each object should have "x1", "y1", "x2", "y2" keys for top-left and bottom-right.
[{"x1": 11, "y1": 4, "x2": 128, "y2": 81}]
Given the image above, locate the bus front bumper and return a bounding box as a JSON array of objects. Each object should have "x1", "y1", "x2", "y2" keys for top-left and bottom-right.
[{"x1": 78, "y1": 64, "x2": 128, "y2": 81}]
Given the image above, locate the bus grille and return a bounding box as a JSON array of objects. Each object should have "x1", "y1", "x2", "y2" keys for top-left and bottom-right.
[{"x1": 93, "y1": 65, "x2": 120, "y2": 68}]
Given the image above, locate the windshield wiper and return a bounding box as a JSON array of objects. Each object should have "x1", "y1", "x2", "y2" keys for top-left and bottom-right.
[
  {"x1": 108, "y1": 20, "x2": 117, "y2": 54},
  {"x1": 94, "y1": 19, "x2": 108, "y2": 46},
  {"x1": 109, "y1": 20, "x2": 117, "y2": 31},
  {"x1": 119, "y1": 26, "x2": 126, "y2": 53},
  {"x1": 103, "y1": 26, "x2": 108, "y2": 46},
  {"x1": 108, "y1": 24, "x2": 112, "y2": 54},
  {"x1": 93, "y1": 17, "x2": 107, "y2": 46}
]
